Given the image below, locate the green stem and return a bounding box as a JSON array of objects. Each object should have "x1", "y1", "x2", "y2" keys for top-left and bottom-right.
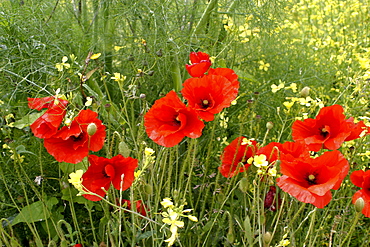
[
  {"x1": 287, "y1": 203, "x2": 306, "y2": 229},
  {"x1": 339, "y1": 211, "x2": 361, "y2": 246}
]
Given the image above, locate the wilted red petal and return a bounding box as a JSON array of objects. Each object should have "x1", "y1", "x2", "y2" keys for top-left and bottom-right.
[
  {"x1": 144, "y1": 91, "x2": 204, "y2": 147},
  {"x1": 120, "y1": 199, "x2": 148, "y2": 217},
  {"x1": 264, "y1": 186, "x2": 281, "y2": 212}
]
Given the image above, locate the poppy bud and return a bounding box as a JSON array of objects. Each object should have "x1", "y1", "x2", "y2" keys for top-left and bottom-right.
[
  {"x1": 266, "y1": 121, "x2": 274, "y2": 130},
  {"x1": 226, "y1": 231, "x2": 235, "y2": 244},
  {"x1": 247, "y1": 99, "x2": 254, "y2": 108},
  {"x1": 300, "y1": 86, "x2": 310, "y2": 97},
  {"x1": 144, "y1": 184, "x2": 153, "y2": 194},
  {"x1": 127, "y1": 54, "x2": 134, "y2": 61},
  {"x1": 118, "y1": 141, "x2": 131, "y2": 157},
  {"x1": 87, "y1": 123, "x2": 97, "y2": 136},
  {"x1": 263, "y1": 231, "x2": 272, "y2": 245},
  {"x1": 354, "y1": 197, "x2": 365, "y2": 213},
  {"x1": 156, "y1": 49, "x2": 163, "y2": 57},
  {"x1": 239, "y1": 177, "x2": 249, "y2": 193}
]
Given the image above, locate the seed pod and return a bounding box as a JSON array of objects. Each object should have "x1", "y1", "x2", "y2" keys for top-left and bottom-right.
[{"x1": 87, "y1": 123, "x2": 97, "y2": 136}]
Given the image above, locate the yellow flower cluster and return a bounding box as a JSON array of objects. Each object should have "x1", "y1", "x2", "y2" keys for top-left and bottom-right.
[
  {"x1": 68, "y1": 170, "x2": 84, "y2": 192},
  {"x1": 160, "y1": 198, "x2": 198, "y2": 246}
]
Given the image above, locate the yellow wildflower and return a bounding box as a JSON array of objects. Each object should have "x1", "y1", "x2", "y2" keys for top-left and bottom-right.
[
  {"x1": 161, "y1": 198, "x2": 174, "y2": 208},
  {"x1": 253, "y1": 154, "x2": 268, "y2": 168},
  {"x1": 55, "y1": 56, "x2": 70, "y2": 71},
  {"x1": 145, "y1": 147, "x2": 155, "y2": 156},
  {"x1": 90, "y1": 53, "x2": 101, "y2": 60},
  {"x1": 68, "y1": 170, "x2": 84, "y2": 191}
]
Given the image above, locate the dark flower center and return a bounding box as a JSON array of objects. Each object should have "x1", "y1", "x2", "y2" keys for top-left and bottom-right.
[
  {"x1": 320, "y1": 127, "x2": 329, "y2": 138},
  {"x1": 306, "y1": 174, "x2": 317, "y2": 185},
  {"x1": 172, "y1": 115, "x2": 181, "y2": 126},
  {"x1": 200, "y1": 99, "x2": 211, "y2": 109},
  {"x1": 71, "y1": 133, "x2": 84, "y2": 142}
]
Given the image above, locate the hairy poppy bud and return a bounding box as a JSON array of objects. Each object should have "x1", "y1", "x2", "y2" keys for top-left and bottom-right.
[
  {"x1": 266, "y1": 121, "x2": 274, "y2": 130},
  {"x1": 87, "y1": 123, "x2": 97, "y2": 136},
  {"x1": 354, "y1": 197, "x2": 365, "y2": 213},
  {"x1": 239, "y1": 177, "x2": 249, "y2": 193},
  {"x1": 300, "y1": 86, "x2": 310, "y2": 97},
  {"x1": 263, "y1": 231, "x2": 272, "y2": 244}
]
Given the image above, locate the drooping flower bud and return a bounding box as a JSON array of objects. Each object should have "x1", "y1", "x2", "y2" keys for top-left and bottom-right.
[
  {"x1": 87, "y1": 123, "x2": 97, "y2": 136},
  {"x1": 263, "y1": 231, "x2": 272, "y2": 245},
  {"x1": 239, "y1": 177, "x2": 249, "y2": 193},
  {"x1": 266, "y1": 121, "x2": 274, "y2": 130},
  {"x1": 300, "y1": 86, "x2": 311, "y2": 97},
  {"x1": 354, "y1": 197, "x2": 365, "y2": 213}
]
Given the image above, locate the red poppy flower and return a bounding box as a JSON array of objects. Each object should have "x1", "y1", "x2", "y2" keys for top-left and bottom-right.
[
  {"x1": 144, "y1": 90, "x2": 204, "y2": 147},
  {"x1": 121, "y1": 199, "x2": 148, "y2": 216},
  {"x1": 256, "y1": 142, "x2": 281, "y2": 164},
  {"x1": 28, "y1": 97, "x2": 69, "y2": 139},
  {"x1": 292, "y1": 104, "x2": 366, "y2": 151},
  {"x1": 219, "y1": 137, "x2": 258, "y2": 178},
  {"x1": 72, "y1": 244, "x2": 82, "y2": 247},
  {"x1": 44, "y1": 109, "x2": 106, "y2": 164},
  {"x1": 345, "y1": 118, "x2": 369, "y2": 141},
  {"x1": 350, "y1": 170, "x2": 370, "y2": 217},
  {"x1": 277, "y1": 150, "x2": 349, "y2": 208},
  {"x1": 185, "y1": 51, "x2": 212, "y2": 77},
  {"x1": 207, "y1": 67, "x2": 240, "y2": 91},
  {"x1": 181, "y1": 74, "x2": 239, "y2": 121},
  {"x1": 82, "y1": 155, "x2": 138, "y2": 201}
]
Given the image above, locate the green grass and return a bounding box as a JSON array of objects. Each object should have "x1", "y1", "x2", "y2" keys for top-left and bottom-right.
[{"x1": 1, "y1": 0, "x2": 370, "y2": 246}]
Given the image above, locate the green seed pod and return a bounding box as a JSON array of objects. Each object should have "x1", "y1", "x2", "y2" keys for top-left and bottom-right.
[
  {"x1": 354, "y1": 197, "x2": 365, "y2": 213},
  {"x1": 87, "y1": 123, "x2": 97, "y2": 136}
]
